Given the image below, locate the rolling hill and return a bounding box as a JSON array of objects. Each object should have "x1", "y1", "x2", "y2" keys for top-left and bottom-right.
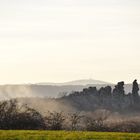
[{"x1": 37, "y1": 79, "x2": 112, "y2": 86}]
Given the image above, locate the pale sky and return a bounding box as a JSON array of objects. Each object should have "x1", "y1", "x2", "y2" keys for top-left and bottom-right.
[{"x1": 0, "y1": 0, "x2": 140, "y2": 84}]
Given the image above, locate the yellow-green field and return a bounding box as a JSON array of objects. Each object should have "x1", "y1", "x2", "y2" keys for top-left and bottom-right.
[{"x1": 0, "y1": 131, "x2": 139, "y2": 140}]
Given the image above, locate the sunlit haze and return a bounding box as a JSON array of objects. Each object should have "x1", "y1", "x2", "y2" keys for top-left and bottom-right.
[{"x1": 0, "y1": 0, "x2": 140, "y2": 84}]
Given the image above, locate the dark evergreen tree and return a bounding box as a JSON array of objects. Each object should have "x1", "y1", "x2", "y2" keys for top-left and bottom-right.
[
  {"x1": 113, "y1": 81, "x2": 125, "y2": 97},
  {"x1": 132, "y1": 79, "x2": 139, "y2": 104}
]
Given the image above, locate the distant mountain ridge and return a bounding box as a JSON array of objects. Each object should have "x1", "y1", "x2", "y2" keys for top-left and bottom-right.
[
  {"x1": 37, "y1": 79, "x2": 112, "y2": 86},
  {"x1": 0, "y1": 79, "x2": 138, "y2": 100}
]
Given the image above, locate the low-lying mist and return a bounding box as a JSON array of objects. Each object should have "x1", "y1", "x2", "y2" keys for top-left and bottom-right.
[{"x1": 0, "y1": 84, "x2": 136, "y2": 100}]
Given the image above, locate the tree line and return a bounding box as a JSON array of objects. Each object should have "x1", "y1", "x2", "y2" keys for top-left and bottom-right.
[{"x1": 63, "y1": 79, "x2": 140, "y2": 110}]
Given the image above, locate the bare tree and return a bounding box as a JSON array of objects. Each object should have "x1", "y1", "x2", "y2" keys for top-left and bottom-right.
[
  {"x1": 45, "y1": 111, "x2": 66, "y2": 130},
  {"x1": 68, "y1": 112, "x2": 83, "y2": 130},
  {"x1": 85, "y1": 110, "x2": 111, "y2": 131},
  {"x1": 0, "y1": 99, "x2": 45, "y2": 130}
]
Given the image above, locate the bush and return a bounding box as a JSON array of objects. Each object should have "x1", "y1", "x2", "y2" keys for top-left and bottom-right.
[{"x1": 0, "y1": 100, "x2": 45, "y2": 130}]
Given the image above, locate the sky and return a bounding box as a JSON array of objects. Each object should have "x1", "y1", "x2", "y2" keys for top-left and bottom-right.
[{"x1": 0, "y1": 0, "x2": 140, "y2": 84}]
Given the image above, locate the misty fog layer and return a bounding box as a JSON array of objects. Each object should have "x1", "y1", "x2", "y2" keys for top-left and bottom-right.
[{"x1": 0, "y1": 83, "x2": 136, "y2": 100}]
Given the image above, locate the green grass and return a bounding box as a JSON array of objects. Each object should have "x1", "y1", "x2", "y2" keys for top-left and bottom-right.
[{"x1": 0, "y1": 131, "x2": 139, "y2": 140}]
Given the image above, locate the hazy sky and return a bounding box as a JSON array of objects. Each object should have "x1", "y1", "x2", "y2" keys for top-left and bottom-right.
[{"x1": 0, "y1": 0, "x2": 140, "y2": 84}]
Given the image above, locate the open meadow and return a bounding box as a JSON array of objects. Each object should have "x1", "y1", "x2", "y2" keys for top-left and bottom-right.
[{"x1": 0, "y1": 131, "x2": 139, "y2": 140}]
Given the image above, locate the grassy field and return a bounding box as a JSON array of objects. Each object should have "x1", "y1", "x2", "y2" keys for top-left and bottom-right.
[{"x1": 0, "y1": 131, "x2": 139, "y2": 140}]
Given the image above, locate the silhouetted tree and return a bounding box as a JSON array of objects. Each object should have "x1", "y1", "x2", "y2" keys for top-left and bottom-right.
[
  {"x1": 0, "y1": 100, "x2": 45, "y2": 130},
  {"x1": 99, "y1": 86, "x2": 112, "y2": 97},
  {"x1": 113, "y1": 81, "x2": 125, "y2": 97},
  {"x1": 85, "y1": 110, "x2": 110, "y2": 131},
  {"x1": 45, "y1": 112, "x2": 65, "y2": 130},
  {"x1": 132, "y1": 79, "x2": 139, "y2": 104},
  {"x1": 83, "y1": 87, "x2": 98, "y2": 96},
  {"x1": 68, "y1": 112, "x2": 83, "y2": 130}
]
